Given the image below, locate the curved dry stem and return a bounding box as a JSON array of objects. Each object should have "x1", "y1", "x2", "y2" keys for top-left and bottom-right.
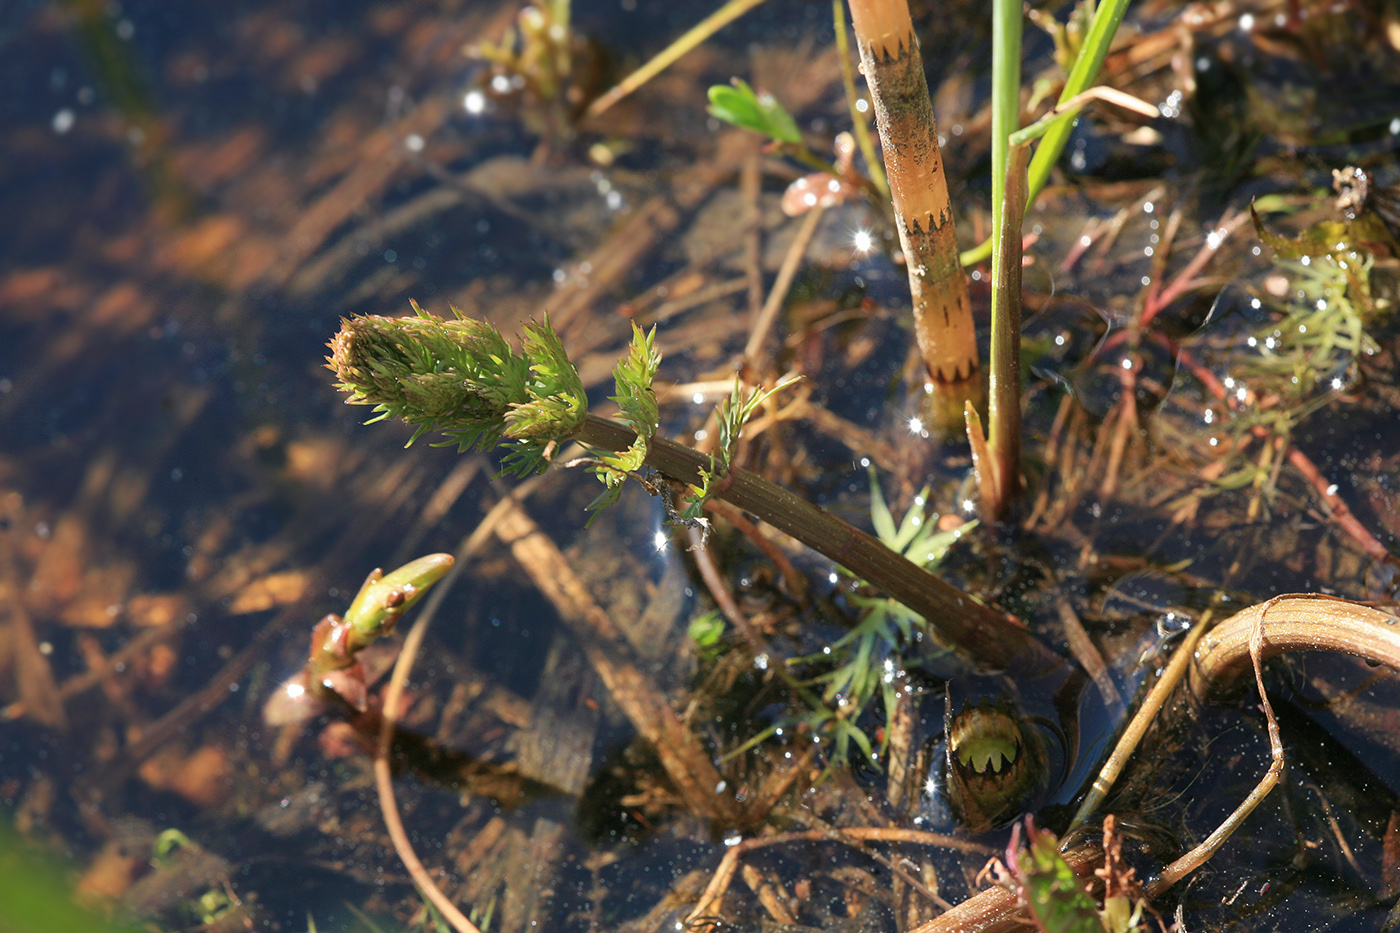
[
  {"x1": 374, "y1": 552, "x2": 482, "y2": 933},
  {"x1": 685, "y1": 827, "x2": 997, "y2": 932},
  {"x1": 1189, "y1": 595, "x2": 1400, "y2": 698},
  {"x1": 1147, "y1": 596, "x2": 1286, "y2": 897},
  {"x1": 1067, "y1": 606, "x2": 1214, "y2": 831},
  {"x1": 745, "y1": 204, "x2": 825, "y2": 364}
]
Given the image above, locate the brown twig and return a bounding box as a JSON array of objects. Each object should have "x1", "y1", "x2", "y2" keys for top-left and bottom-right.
[
  {"x1": 745, "y1": 205, "x2": 827, "y2": 366},
  {"x1": 1148, "y1": 594, "x2": 1288, "y2": 896},
  {"x1": 684, "y1": 827, "x2": 996, "y2": 931},
  {"x1": 1188, "y1": 595, "x2": 1400, "y2": 697},
  {"x1": 375, "y1": 548, "x2": 482, "y2": 933}
]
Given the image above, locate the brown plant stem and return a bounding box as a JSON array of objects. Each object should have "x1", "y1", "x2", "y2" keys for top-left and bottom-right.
[
  {"x1": 1188, "y1": 595, "x2": 1400, "y2": 698},
  {"x1": 574, "y1": 413, "x2": 1057, "y2": 673},
  {"x1": 907, "y1": 843, "x2": 1104, "y2": 933},
  {"x1": 687, "y1": 827, "x2": 997, "y2": 932},
  {"x1": 847, "y1": 0, "x2": 978, "y2": 386},
  {"x1": 376, "y1": 554, "x2": 482, "y2": 933}
]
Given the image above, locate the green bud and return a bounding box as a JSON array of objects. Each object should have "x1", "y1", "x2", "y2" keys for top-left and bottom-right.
[{"x1": 342, "y1": 552, "x2": 455, "y2": 649}]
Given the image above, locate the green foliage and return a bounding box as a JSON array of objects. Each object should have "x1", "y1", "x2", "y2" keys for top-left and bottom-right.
[
  {"x1": 587, "y1": 323, "x2": 661, "y2": 514},
  {"x1": 706, "y1": 79, "x2": 802, "y2": 145},
  {"x1": 330, "y1": 304, "x2": 784, "y2": 524},
  {"x1": 329, "y1": 302, "x2": 539, "y2": 454},
  {"x1": 984, "y1": 818, "x2": 1149, "y2": 933},
  {"x1": 503, "y1": 318, "x2": 589, "y2": 474},
  {"x1": 341, "y1": 553, "x2": 456, "y2": 648},
  {"x1": 0, "y1": 819, "x2": 144, "y2": 933},
  {"x1": 152, "y1": 826, "x2": 195, "y2": 863},
  {"x1": 330, "y1": 304, "x2": 589, "y2": 477},
  {"x1": 1014, "y1": 823, "x2": 1105, "y2": 933},
  {"x1": 794, "y1": 470, "x2": 970, "y2": 766},
  {"x1": 687, "y1": 608, "x2": 727, "y2": 663},
  {"x1": 679, "y1": 379, "x2": 788, "y2": 523}
]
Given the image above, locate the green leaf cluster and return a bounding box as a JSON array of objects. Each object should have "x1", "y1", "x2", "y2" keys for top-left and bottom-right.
[
  {"x1": 327, "y1": 302, "x2": 585, "y2": 475},
  {"x1": 1015, "y1": 823, "x2": 1105, "y2": 933},
  {"x1": 706, "y1": 79, "x2": 802, "y2": 145},
  {"x1": 329, "y1": 305, "x2": 793, "y2": 526},
  {"x1": 679, "y1": 379, "x2": 786, "y2": 523},
  {"x1": 587, "y1": 323, "x2": 661, "y2": 513}
]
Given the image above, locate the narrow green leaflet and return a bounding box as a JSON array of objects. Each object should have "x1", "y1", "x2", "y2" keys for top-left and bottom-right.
[
  {"x1": 707, "y1": 79, "x2": 802, "y2": 145},
  {"x1": 867, "y1": 468, "x2": 973, "y2": 568},
  {"x1": 679, "y1": 378, "x2": 788, "y2": 522},
  {"x1": 501, "y1": 315, "x2": 589, "y2": 475},
  {"x1": 586, "y1": 323, "x2": 662, "y2": 514}
]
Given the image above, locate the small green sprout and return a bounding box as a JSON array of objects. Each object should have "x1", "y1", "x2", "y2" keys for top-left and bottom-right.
[
  {"x1": 679, "y1": 378, "x2": 787, "y2": 525},
  {"x1": 263, "y1": 553, "x2": 454, "y2": 725},
  {"x1": 585, "y1": 322, "x2": 661, "y2": 514},
  {"x1": 706, "y1": 79, "x2": 802, "y2": 145}
]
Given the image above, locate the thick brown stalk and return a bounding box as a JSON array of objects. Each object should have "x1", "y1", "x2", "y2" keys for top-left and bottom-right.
[
  {"x1": 847, "y1": 0, "x2": 977, "y2": 385},
  {"x1": 574, "y1": 414, "x2": 1059, "y2": 673}
]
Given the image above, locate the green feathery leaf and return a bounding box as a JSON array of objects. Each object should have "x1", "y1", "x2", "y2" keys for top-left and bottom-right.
[
  {"x1": 327, "y1": 303, "x2": 539, "y2": 454},
  {"x1": 586, "y1": 323, "x2": 662, "y2": 515},
  {"x1": 680, "y1": 378, "x2": 790, "y2": 522}
]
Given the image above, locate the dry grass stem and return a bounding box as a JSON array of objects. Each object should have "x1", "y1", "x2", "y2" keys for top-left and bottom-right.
[
  {"x1": 1189, "y1": 595, "x2": 1400, "y2": 696},
  {"x1": 745, "y1": 205, "x2": 827, "y2": 364},
  {"x1": 1147, "y1": 595, "x2": 1287, "y2": 896}
]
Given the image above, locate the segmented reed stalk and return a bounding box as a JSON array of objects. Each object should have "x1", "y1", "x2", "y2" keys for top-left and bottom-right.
[{"x1": 847, "y1": 0, "x2": 978, "y2": 387}]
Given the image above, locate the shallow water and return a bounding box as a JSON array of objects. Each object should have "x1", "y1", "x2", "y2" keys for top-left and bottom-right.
[{"x1": 3, "y1": 1, "x2": 1400, "y2": 931}]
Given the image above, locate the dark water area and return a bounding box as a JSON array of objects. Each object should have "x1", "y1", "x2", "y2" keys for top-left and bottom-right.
[{"x1": 3, "y1": 0, "x2": 1400, "y2": 931}]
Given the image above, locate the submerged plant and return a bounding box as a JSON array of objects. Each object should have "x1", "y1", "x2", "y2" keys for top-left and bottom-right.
[
  {"x1": 789, "y1": 470, "x2": 972, "y2": 765},
  {"x1": 326, "y1": 303, "x2": 1052, "y2": 673}
]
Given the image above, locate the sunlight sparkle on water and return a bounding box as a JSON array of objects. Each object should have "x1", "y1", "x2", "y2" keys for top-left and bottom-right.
[
  {"x1": 907, "y1": 416, "x2": 924, "y2": 434},
  {"x1": 463, "y1": 89, "x2": 486, "y2": 114},
  {"x1": 654, "y1": 530, "x2": 669, "y2": 552},
  {"x1": 852, "y1": 227, "x2": 874, "y2": 253},
  {"x1": 285, "y1": 681, "x2": 305, "y2": 699}
]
